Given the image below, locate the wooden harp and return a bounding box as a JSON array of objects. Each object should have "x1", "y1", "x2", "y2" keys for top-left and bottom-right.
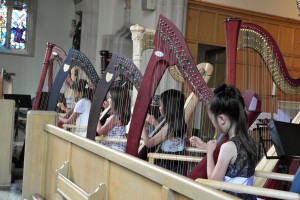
[
  {"x1": 86, "y1": 53, "x2": 143, "y2": 140},
  {"x1": 224, "y1": 18, "x2": 300, "y2": 188},
  {"x1": 47, "y1": 48, "x2": 100, "y2": 111},
  {"x1": 32, "y1": 42, "x2": 67, "y2": 110},
  {"x1": 126, "y1": 15, "x2": 214, "y2": 157}
]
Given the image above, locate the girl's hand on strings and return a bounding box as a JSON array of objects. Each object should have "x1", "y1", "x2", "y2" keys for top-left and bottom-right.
[
  {"x1": 189, "y1": 136, "x2": 207, "y2": 149},
  {"x1": 146, "y1": 114, "x2": 158, "y2": 127}
]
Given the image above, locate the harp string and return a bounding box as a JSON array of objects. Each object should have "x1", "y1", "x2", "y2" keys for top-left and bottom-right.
[{"x1": 144, "y1": 63, "x2": 215, "y2": 175}]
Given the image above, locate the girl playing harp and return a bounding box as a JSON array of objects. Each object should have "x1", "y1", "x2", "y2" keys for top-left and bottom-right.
[
  {"x1": 58, "y1": 79, "x2": 92, "y2": 137},
  {"x1": 142, "y1": 89, "x2": 187, "y2": 175},
  {"x1": 206, "y1": 84, "x2": 257, "y2": 200},
  {"x1": 96, "y1": 83, "x2": 132, "y2": 152}
]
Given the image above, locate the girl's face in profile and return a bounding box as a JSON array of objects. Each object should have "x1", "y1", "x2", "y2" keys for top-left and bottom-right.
[
  {"x1": 107, "y1": 92, "x2": 112, "y2": 107},
  {"x1": 207, "y1": 109, "x2": 221, "y2": 133},
  {"x1": 159, "y1": 100, "x2": 165, "y2": 116}
]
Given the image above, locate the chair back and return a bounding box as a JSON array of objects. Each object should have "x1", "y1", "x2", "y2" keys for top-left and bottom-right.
[{"x1": 290, "y1": 167, "x2": 300, "y2": 194}]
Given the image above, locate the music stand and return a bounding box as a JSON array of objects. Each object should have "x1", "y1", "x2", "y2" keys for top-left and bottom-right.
[
  {"x1": 268, "y1": 120, "x2": 300, "y2": 158},
  {"x1": 4, "y1": 94, "x2": 32, "y2": 139}
]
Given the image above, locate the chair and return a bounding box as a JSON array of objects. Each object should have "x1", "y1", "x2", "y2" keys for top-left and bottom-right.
[{"x1": 290, "y1": 166, "x2": 300, "y2": 194}]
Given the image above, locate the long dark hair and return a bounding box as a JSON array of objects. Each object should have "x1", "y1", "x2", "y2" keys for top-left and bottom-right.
[
  {"x1": 160, "y1": 89, "x2": 187, "y2": 138},
  {"x1": 71, "y1": 79, "x2": 93, "y2": 100},
  {"x1": 209, "y1": 84, "x2": 256, "y2": 159},
  {"x1": 109, "y1": 85, "x2": 131, "y2": 125}
]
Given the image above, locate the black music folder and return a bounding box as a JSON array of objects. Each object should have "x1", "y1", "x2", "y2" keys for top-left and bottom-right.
[
  {"x1": 268, "y1": 120, "x2": 300, "y2": 158},
  {"x1": 4, "y1": 94, "x2": 32, "y2": 109}
]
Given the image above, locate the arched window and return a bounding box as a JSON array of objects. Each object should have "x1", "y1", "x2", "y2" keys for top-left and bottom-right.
[{"x1": 0, "y1": 0, "x2": 36, "y2": 56}]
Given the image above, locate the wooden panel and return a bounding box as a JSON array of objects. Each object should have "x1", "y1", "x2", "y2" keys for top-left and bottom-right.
[
  {"x1": 293, "y1": 28, "x2": 300, "y2": 56},
  {"x1": 197, "y1": 11, "x2": 216, "y2": 43},
  {"x1": 215, "y1": 14, "x2": 231, "y2": 46},
  {"x1": 249, "y1": 20, "x2": 265, "y2": 28},
  {"x1": 0, "y1": 100, "x2": 14, "y2": 187},
  {"x1": 286, "y1": 57, "x2": 300, "y2": 79},
  {"x1": 264, "y1": 23, "x2": 280, "y2": 43},
  {"x1": 187, "y1": 1, "x2": 300, "y2": 85},
  {"x1": 22, "y1": 110, "x2": 58, "y2": 198},
  {"x1": 278, "y1": 25, "x2": 295, "y2": 55},
  {"x1": 186, "y1": 8, "x2": 198, "y2": 41},
  {"x1": 187, "y1": 42, "x2": 198, "y2": 62}
]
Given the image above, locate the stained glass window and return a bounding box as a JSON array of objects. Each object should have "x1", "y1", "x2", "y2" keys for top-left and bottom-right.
[
  {"x1": 0, "y1": 0, "x2": 34, "y2": 55},
  {"x1": 10, "y1": 5, "x2": 27, "y2": 49},
  {"x1": 0, "y1": 1, "x2": 7, "y2": 47}
]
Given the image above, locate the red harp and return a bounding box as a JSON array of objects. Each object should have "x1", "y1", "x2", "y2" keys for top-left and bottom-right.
[
  {"x1": 126, "y1": 15, "x2": 213, "y2": 157},
  {"x1": 224, "y1": 18, "x2": 300, "y2": 188},
  {"x1": 32, "y1": 42, "x2": 67, "y2": 110}
]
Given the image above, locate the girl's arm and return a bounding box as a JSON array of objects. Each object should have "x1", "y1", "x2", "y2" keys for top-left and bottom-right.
[
  {"x1": 142, "y1": 123, "x2": 168, "y2": 148},
  {"x1": 96, "y1": 115, "x2": 119, "y2": 135},
  {"x1": 59, "y1": 111, "x2": 78, "y2": 124},
  {"x1": 207, "y1": 141, "x2": 236, "y2": 181}
]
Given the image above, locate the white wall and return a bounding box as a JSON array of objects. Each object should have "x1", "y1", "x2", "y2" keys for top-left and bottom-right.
[
  {"x1": 95, "y1": 0, "x2": 156, "y2": 71},
  {"x1": 0, "y1": 0, "x2": 74, "y2": 97},
  {"x1": 1, "y1": 0, "x2": 299, "y2": 97}
]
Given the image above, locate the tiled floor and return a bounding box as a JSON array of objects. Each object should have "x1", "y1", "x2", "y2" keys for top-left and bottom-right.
[{"x1": 0, "y1": 126, "x2": 24, "y2": 200}]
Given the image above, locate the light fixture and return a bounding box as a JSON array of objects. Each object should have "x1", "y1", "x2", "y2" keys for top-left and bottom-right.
[
  {"x1": 297, "y1": 0, "x2": 300, "y2": 15},
  {"x1": 12, "y1": 0, "x2": 23, "y2": 10}
]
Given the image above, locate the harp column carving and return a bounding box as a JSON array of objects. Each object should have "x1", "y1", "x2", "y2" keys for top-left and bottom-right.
[{"x1": 130, "y1": 24, "x2": 146, "y2": 70}]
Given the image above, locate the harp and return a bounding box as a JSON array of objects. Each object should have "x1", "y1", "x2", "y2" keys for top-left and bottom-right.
[
  {"x1": 126, "y1": 15, "x2": 214, "y2": 157},
  {"x1": 224, "y1": 18, "x2": 300, "y2": 188},
  {"x1": 130, "y1": 16, "x2": 261, "y2": 177},
  {"x1": 32, "y1": 42, "x2": 67, "y2": 110},
  {"x1": 131, "y1": 23, "x2": 213, "y2": 161},
  {"x1": 45, "y1": 48, "x2": 100, "y2": 135},
  {"x1": 47, "y1": 48, "x2": 100, "y2": 111},
  {"x1": 86, "y1": 52, "x2": 142, "y2": 140}
]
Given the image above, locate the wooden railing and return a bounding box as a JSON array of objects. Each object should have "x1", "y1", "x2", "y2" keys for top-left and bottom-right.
[{"x1": 22, "y1": 111, "x2": 240, "y2": 200}]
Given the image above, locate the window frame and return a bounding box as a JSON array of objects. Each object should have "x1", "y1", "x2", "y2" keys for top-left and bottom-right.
[{"x1": 0, "y1": 0, "x2": 37, "y2": 56}]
